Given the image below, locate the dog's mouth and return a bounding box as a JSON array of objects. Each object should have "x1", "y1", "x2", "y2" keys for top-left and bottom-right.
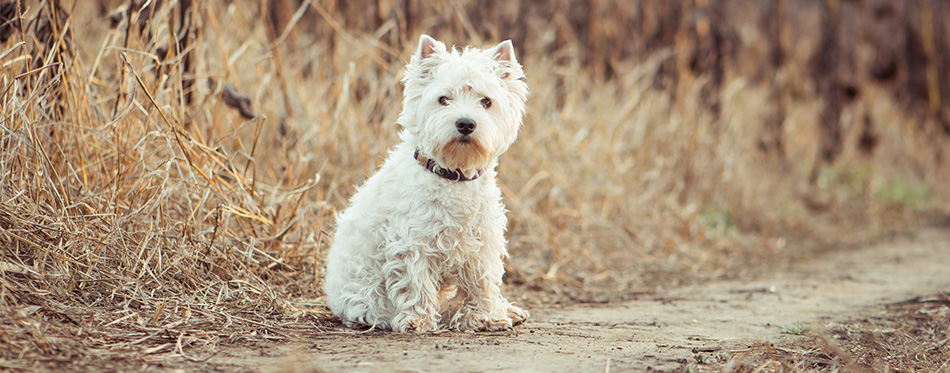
[{"x1": 437, "y1": 136, "x2": 491, "y2": 171}]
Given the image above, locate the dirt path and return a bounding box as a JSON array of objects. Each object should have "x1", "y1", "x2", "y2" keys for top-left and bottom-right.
[{"x1": 209, "y1": 229, "x2": 950, "y2": 372}]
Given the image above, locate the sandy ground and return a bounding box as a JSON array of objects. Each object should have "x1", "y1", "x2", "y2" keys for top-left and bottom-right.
[{"x1": 206, "y1": 229, "x2": 950, "y2": 372}]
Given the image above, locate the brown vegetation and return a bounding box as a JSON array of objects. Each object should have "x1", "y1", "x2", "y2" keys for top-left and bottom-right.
[
  {"x1": 1, "y1": 0, "x2": 948, "y2": 370},
  {"x1": 725, "y1": 294, "x2": 950, "y2": 372}
]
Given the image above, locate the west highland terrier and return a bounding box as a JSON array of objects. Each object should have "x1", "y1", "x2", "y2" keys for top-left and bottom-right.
[{"x1": 323, "y1": 35, "x2": 529, "y2": 332}]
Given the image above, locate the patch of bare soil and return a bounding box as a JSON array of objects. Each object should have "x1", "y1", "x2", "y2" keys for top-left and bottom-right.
[{"x1": 191, "y1": 229, "x2": 949, "y2": 372}]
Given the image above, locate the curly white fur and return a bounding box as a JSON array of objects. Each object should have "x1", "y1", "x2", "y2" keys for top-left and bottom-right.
[{"x1": 323, "y1": 35, "x2": 529, "y2": 332}]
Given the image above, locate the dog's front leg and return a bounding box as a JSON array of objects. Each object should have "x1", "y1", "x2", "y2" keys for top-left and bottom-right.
[
  {"x1": 453, "y1": 239, "x2": 529, "y2": 331},
  {"x1": 385, "y1": 249, "x2": 441, "y2": 332}
]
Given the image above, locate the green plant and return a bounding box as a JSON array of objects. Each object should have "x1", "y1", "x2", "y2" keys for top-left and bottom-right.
[
  {"x1": 778, "y1": 322, "x2": 813, "y2": 336},
  {"x1": 700, "y1": 206, "x2": 737, "y2": 237},
  {"x1": 693, "y1": 353, "x2": 707, "y2": 364},
  {"x1": 874, "y1": 176, "x2": 933, "y2": 210}
]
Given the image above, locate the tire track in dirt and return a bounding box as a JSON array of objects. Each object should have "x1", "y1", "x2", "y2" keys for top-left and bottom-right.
[{"x1": 211, "y1": 229, "x2": 950, "y2": 372}]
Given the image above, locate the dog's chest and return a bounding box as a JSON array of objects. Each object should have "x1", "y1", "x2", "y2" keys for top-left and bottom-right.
[
  {"x1": 431, "y1": 184, "x2": 491, "y2": 223},
  {"x1": 424, "y1": 186, "x2": 495, "y2": 257}
]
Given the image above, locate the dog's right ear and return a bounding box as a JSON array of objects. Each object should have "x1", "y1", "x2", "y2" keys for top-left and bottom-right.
[{"x1": 417, "y1": 35, "x2": 441, "y2": 60}]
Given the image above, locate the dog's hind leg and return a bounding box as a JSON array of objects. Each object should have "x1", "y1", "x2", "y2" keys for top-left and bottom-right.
[{"x1": 385, "y1": 248, "x2": 442, "y2": 332}]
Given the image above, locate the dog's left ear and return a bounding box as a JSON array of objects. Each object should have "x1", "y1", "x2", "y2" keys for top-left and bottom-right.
[
  {"x1": 490, "y1": 40, "x2": 517, "y2": 65},
  {"x1": 490, "y1": 40, "x2": 518, "y2": 80}
]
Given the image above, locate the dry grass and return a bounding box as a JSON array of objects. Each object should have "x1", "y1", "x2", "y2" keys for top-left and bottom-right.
[
  {"x1": 0, "y1": 1, "x2": 335, "y2": 369},
  {"x1": 1, "y1": 0, "x2": 948, "y2": 369}
]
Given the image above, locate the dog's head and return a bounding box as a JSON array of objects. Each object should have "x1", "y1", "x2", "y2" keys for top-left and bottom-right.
[{"x1": 398, "y1": 35, "x2": 528, "y2": 173}]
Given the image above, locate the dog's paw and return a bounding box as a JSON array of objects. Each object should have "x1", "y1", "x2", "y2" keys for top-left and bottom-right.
[
  {"x1": 456, "y1": 312, "x2": 513, "y2": 332},
  {"x1": 343, "y1": 320, "x2": 368, "y2": 330},
  {"x1": 507, "y1": 304, "x2": 530, "y2": 326},
  {"x1": 393, "y1": 315, "x2": 439, "y2": 333}
]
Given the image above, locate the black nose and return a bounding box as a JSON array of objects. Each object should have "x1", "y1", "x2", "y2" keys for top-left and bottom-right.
[{"x1": 455, "y1": 118, "x2": 476, "y2": 135}]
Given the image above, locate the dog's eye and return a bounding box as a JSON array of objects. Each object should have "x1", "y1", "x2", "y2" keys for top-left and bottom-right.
[
  {"x1": 438, "y1": 96, "x2": 449, "y2": 106},
  {"x1": 480, "y1": 97, "x2": 492, "y2": 109}
]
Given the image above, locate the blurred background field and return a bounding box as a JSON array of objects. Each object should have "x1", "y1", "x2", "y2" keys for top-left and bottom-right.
[{"x1": 1, "y1": 0, "x2": 948, "y2": 369}]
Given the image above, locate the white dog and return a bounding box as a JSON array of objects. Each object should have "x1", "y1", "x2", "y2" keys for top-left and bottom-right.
[{"x1": 323, "y1": 35, "x2": 529, "y2": 332}]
